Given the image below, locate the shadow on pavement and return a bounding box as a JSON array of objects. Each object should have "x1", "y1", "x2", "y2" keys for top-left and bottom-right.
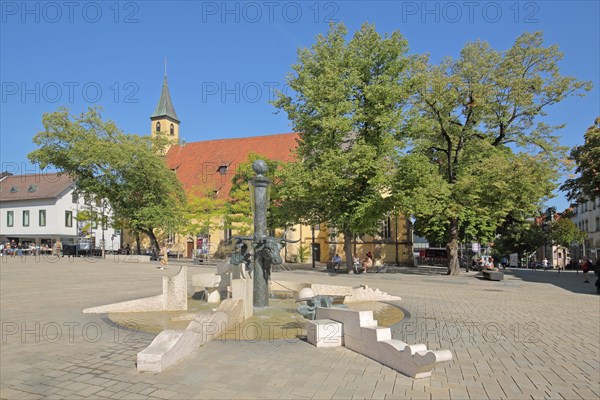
[
  {"x1": 273, "y1": 263, "x2": 455, "y2": 277},
  {"x1": 503, "y1": 268, "x2": 600, "y2": 295}
]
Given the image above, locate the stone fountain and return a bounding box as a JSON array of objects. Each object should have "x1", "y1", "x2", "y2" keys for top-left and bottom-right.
[{"x1": 83, "y1": 159, "x2": 453, "y2": 378}]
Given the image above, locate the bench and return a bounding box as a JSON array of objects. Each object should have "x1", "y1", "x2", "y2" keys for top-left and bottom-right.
[{"x1": 482, "y1": 270, "x2": 504, "y2": 281}]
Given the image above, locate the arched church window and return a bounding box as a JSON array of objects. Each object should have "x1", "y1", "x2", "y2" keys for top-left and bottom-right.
[
  {"x1": 156, "y1": 121, "x2": 161, "y2": 132},
  {"x1": 170, "y1": 124, "x2": 174, "y2": 136}
]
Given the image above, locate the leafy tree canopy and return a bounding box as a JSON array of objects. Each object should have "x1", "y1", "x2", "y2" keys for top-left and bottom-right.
[
  {"x1": 397, "y1": 31, "x2": 592, "y2": 275},
  {"x1": 549, "y1": 215, "x2": 587, "y2": 249},
  {"x1": 226, "y1": 153, "x2": 285, "y2": 236},
  {"x1": 182, "y1": 183, "x2": 226, "y2": 239},
  {"x1": 28, "y1": 107, "x2": 186, "y2": 252},
  {"x1": 274, "y1": 22, "x2": 411, "y2": 267},
  {"x1": 561, "y1": 117, "x2": 600, "y2": 202}
]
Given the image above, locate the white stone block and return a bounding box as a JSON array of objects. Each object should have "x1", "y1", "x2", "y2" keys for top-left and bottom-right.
[
  {"x1": 315, "y1": 307, "x2": 376, "y2": 339},
  {"x1": 162, "y1": 266, "x2": 188, "y2": 310},
  {"x1": 206, "y1": 290, "x2": 220, "y2": 303},
  {"x1": 306, "y1": 319, "x2": 343, "y2": 348},
  {"x1": 231, "y1": 278, "x2": 253, "y2": 319}
]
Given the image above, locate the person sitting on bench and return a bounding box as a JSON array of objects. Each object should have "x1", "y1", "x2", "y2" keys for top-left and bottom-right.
[
  {"x1": 363, "y1": 252, "x2": 374, "y2": 272},
  {"x1": 332, "y1": 253, "x2": 342, "y2": 271}
]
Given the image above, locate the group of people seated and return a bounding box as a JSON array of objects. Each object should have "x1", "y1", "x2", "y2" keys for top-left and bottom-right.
[
  {"x1": 330, "y1": 251, "x2": 386, "y2": 274},
  {"x1": 472, "y1": 256, "x2": 497, "y2": 271}
]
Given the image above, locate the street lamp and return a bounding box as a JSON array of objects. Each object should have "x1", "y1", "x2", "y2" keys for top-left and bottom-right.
[
  {"x1": 543, "y1": 207, "x2": 556, "y2": 270},
  {"x1": 311, "y1": 225, "x2": 316, "y2": 269},
  {"x1": 542, "y1": 223, "x2": 549, "y2": 271}
]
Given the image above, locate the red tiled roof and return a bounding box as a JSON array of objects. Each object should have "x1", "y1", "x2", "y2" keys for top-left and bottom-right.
[
  {"x1": 0, "y1": 173, "x2": 74, "y2": 202},
  {"x1": 165, "y1": 133, "x2": 299, "y2": 198}
]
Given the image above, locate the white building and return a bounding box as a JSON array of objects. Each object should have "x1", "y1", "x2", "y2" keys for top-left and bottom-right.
[
  {"x1": 0, "y1": 172, "x2": 121, "y2": 252},
  {"x1": 570, "y1": 198, "x2": 600, "y2": 262}
]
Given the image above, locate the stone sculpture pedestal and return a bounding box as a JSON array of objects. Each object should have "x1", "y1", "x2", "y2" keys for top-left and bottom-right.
[
  {"x1": 306, "y1": 319, "x2": 343, "y2": 348},
  {"x1": 231, "y1": 277, "x2": 253, "y2": 319}
]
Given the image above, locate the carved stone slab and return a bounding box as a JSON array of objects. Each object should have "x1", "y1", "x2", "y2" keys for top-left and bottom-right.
[
  {"x1": 344, "y1": 285, "x2": 401, "y2": 303},
  {"x1": 315, "y1": 307, "x2": 452, "y2": 379},
  {"x1": 137, "y1": 299, "x2": 244, "y2": 372},
  {"x1": 271, "y1": 281, "x2": 400, "y2": 303}
]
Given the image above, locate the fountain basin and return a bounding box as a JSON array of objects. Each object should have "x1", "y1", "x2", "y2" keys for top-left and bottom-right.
[{"x1": 109, "y1": 297, "x2": 404, "y2": 339}]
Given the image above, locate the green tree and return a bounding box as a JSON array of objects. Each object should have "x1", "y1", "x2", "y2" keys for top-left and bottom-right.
[
  {"x1": 28, "y1": 107, "x2": 186, "y2": 253},
  {"x1": 182, "y1": 183, "x2": 226, "y2": 246},
  {"x1": 549, "y1": 215, "x2": 587, "y2": 249},
  {"x1": 226, "y1": 153, "x2": 285, "y2": 236},
  {"x1": 562, "y1": 117, "x2": 600, "y2": 202},
  {"x1": 274, "y1": 22, "x2": 411, "y2": 269},
  {"x1": 401, "y1": 32, "x2": 592, "y2": 275},
  {"x1": 180, "y1": 154, "x2": 284, "y2": 258},
  {"x1": 494, "y1": 214, "x2": 546, "y2": 266}
]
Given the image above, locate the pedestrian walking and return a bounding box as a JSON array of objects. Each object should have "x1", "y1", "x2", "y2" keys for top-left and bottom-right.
[
  {"x1": 159, "y1": 245, "x2": 169, "y2": 269},
  {"x1": 582, "y1": 258, "x2": 591, "y2": 283},
  {"x1": 54, "y1": 240, "x2": 62, "y2": 258}
]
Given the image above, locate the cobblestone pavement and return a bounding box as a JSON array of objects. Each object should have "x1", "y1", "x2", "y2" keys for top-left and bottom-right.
[{"x1": 1, "y1": 256, "x2": 599, "y2": 399}]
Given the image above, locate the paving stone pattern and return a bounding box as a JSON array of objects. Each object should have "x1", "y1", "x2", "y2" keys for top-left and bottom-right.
[{"x1": 1, "y1": 257, "x2": 599, "y2": 399}]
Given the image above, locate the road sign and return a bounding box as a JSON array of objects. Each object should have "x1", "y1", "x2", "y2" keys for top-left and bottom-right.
[{"x1": 472, "y1": 243, "x2": 480, "y2": 252}]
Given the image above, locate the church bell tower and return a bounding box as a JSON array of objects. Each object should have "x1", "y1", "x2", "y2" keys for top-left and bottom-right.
[{"x1": 151, "y1": 73, "x2": 180, "y2": 151}]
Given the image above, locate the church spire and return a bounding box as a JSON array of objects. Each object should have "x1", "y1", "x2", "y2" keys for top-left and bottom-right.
[
  {"x1": 151, "y1": 74, "x2": 180, "y2": 123},
  {"x1": 150, "y1": 69, "x2": 180, "y2": 149}
]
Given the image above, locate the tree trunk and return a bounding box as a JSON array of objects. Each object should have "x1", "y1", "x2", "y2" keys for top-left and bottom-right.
[
  {"x1": 146, "y1": 229, "x2": 160, "y2": 255},
  {"x1": 135, "y1": 232, "x2": 141, "y2": 255},
  {"x1": 446, "y1": 218, "x2": 460, "y2": 276},
  {"x1": 343, "y1": 229, "x2": 354, "y2": 271}
]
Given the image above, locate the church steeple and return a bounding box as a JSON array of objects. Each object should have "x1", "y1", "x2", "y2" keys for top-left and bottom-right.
[{"x1": 151, "y1": 73, "x2": 180, "y2": 148}]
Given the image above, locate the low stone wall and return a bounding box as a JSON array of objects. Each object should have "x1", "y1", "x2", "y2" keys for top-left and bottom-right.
[
  {"x1": 83, "y1": 266, "x2": 187, "y2": 313},
  {"x1": 112, "y1": 255, "x2": 152, "y2": 263}
]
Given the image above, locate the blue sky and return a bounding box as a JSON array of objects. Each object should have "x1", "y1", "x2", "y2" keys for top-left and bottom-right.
[{"x1": 1, "y1": 1, "x2": 598, "y2": 211}]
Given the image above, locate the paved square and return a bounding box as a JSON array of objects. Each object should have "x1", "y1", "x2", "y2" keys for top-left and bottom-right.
[{"x1": 1, "y1": 256, "x2": 599, "y2": 399}]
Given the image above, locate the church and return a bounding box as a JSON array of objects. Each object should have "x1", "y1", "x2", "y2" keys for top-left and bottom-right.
[{"x1": 142, "y1": 75, "x2": 414, "y2": 266}]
